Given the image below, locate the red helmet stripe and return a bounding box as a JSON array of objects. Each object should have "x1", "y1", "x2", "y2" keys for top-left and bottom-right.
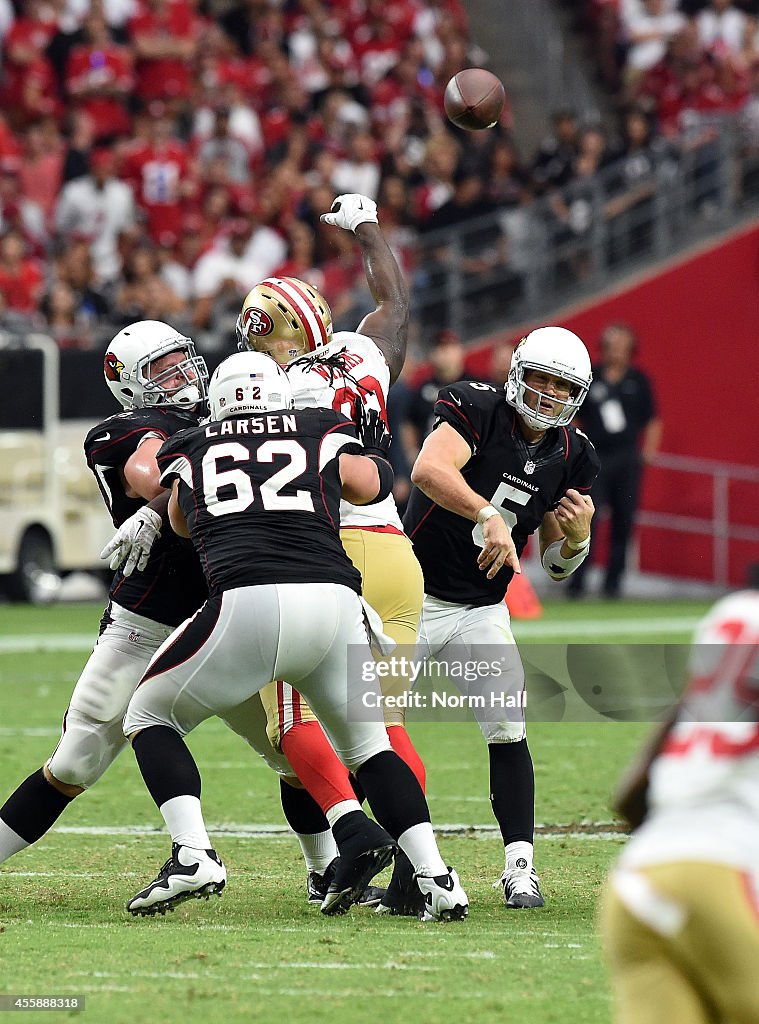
[{"x1": 263, "y1": 278, "x2": 327, "y2": 351}]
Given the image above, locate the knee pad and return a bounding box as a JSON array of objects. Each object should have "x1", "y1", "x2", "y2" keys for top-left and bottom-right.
[{"x1": 47, "y1": 710, "x2": 127, "y2": 789}]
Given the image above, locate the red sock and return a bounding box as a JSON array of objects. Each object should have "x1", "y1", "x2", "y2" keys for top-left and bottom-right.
[
  {"x1": 281, "y1": 721, "x2": 356, "y2": 815},
  {"x1": 386, "y1": 725, "x2": 426, "y2": 793}
]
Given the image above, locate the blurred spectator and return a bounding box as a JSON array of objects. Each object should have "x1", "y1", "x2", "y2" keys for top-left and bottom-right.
[
  {"x1": 55, "y1": 238, "x2": 112, "y2": 324},
  {"x1": 0, "y1": 230, "x2": 44, "y2": 313},
  {"x1": 61, "y1": 110, "x2": 96, "y2": 184},
  {"x1": 406, "y1": 329, "x2": 468, "y2": 451},
  {"x1": 0, "y1": 159, "x2": 46, "y2": 250},
  {"x1": 55, "y1": 148, "x2": 136, "y2": 285},
  {"x1": 273, "y1": 219, "x2": 356, "y2": 323},
  {"x1": 121, "y1": 110, "x2": 195, "y2": 244},
  {"x1": 485, "y1": 338, "x2": 515, "y2": 387},
  {"x1": 568, "y1": 322, "x2": 662, "y2": 599},
  {"x1": 331, "y1": 130, "x2": 382, "y2": 199},
  {"x1": 191, "y1": 216, "x2": 285, "y2": 331},
  {"x1": 622, "y1": 0, "x2": 687, "y2": 90},
  {"x1": 113, "y1": 242, "x2": 184, "y2": 325},
  {"x1": 196, "y1": 108, "x2": 252, "y2": 185},
  {"x1": 18, "y1": 119, "x2": 64, "y2": 230},
  {"x1": 0, "y1": 0, "x2": 62, "y2": 130},
  {"x1": 39, "y1": 279, "x2": 95, "y2": 349},
  {"x1": 532, "y1": 109, "x2": 579, "y2": 194},
  {"x1": 696, "y1": 0, "x2": 749, "y2": 58},
  {"x1": 64, "y1": 11, "x2": 134, "y2": 144},
  {"x1": 128, "y1": 0, "x2": 199, "y2": 112}
]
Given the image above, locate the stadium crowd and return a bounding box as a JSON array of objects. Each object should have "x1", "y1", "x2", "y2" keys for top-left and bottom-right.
[{"x1": 1, "y1": 0, "x2": 755, "y2": 355}]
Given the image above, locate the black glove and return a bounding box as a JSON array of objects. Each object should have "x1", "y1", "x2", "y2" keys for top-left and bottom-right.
[{"x1": 355, "y1": 401, "x2": 391, "y2": 459}]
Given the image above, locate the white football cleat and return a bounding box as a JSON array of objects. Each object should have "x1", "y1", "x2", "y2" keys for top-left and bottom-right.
[
  {"x1": 415, "y1": 867, "x2": 469, "y2": 921},
  {"x1": 127, "y1": 843, "x2": 226, "y2": 916},
  {"x1": 497, "y1": 865, "x2": 545, "y2": 909}
]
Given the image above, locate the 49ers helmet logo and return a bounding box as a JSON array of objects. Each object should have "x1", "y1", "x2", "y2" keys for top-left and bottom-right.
[
  {"x1": 104, "y1": 353, "x2": 125, "y2": 381},
  {"x1": 243, "y1": 307, "x2": 274, "y2": 336}
]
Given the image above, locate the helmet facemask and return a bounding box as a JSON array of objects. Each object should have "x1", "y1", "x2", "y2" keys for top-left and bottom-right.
[
  {"x1": 236, "y1": 277, "x2": 333, "y2": 365},
  {"x1": 509, "y1": 363, "x2": 589, "y2": 429},
  {"x1": 104, "y1": 321, "x2": 209, "y2": 411},
  {"x1": 505, "y1": 326, "x2": 592, "y2": 431},
  {"x1": 138, "y1": 345, "x2": 209, "y2": 410}
]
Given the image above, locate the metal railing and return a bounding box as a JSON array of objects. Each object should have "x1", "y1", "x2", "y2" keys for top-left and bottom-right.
[
  {"x1": 410, "y1": 113, "x2": 757, "y2": 345},
  {"x1": 635, "y1": 453, "x2": 759, "y2": 587}
]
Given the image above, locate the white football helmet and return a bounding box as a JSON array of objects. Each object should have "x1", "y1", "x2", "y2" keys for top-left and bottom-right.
[
  {"x1": 235, "y1": 276, "x2": 333, "y2": 364},
  {"x1": 208, "y1": 351, "x2": 294, "y2": 421},
  {"x1": 506, "y1": 326, "x2": 592, "y2": 430},
  {"x1": 104, "y1": 321, "x2": 208, "y2": 411}
]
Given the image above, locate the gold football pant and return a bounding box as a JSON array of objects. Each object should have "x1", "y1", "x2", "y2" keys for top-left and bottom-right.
[
  {"x1": 261, "y1": 527, "x2": 424, "y2": 748},
  {"x1": 601, "y1": 861, "x2": 759, "y2": 1024}
]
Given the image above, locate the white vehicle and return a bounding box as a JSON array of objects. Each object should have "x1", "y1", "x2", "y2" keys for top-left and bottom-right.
[{"x1": 0, "y1": 335, "x2": 114, "y2": 603}]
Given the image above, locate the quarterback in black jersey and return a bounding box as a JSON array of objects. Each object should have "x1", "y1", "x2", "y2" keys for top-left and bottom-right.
[
  {"x1": 404, "y1": 326, "x2": 599, "y2": 910},
  {"x1": 123, "y1": 352, "x2": 468, "y2": 921},
  {"x1": 0, "y1": 321, "x2": 215, "y2": 871}
]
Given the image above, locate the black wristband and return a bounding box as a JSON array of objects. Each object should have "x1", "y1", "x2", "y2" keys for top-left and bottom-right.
[{"x1": 365, "y1": 453, "x2": 394, "y2": 504}]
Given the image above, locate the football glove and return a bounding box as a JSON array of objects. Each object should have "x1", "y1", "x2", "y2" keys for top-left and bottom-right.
[
  {"x1": 100, "y1": 506, "x2": 163, "y2": 576},
  {"x1": 320, "y1": 193, "x2": 378, "y2": 233},
  {"x1": 355, "y1": 401, "x2": 391, "y2": 459}
]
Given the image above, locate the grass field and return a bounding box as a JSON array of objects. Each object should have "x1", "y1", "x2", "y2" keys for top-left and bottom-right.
[{"x1": 0, "y1": 599, "x2": 712, "y2": 1024}]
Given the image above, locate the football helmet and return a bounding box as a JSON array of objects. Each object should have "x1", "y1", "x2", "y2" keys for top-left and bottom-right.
[
  {"x1": 104, "y1": 321, "x2": 208, "y2": 411},
  {"x1": 506, "y1": 326, "x2": 592, "y2": 430},
  {"x1": 208, "y1": 351, "x2": 294, "y2": 421},
  {"x1": 235, "y1": 276, "x2": 333, "y2": 364}
]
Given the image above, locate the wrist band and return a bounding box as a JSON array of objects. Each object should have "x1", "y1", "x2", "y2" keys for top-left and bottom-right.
[
  {"x1": 565, "y1": 534, "x2": 591, "y2": 553},
  {"x1": 541, "y1": 535, "x2": 591, "y2": 579},
  {"x1": 476, "y1": 504, "x2": 501, "y2": 526}
]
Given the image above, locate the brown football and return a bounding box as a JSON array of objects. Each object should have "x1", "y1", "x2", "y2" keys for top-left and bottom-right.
[{"x1": 444, "y1": 68, "x2": 506, "y2": 131}]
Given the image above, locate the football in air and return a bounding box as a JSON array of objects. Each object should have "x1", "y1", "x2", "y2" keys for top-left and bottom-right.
[{"x1": 444, "y1": 67, "x2": 506, "y2": 131}]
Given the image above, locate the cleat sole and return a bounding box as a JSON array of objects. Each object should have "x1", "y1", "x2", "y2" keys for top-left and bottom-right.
[{"x1": 128, "y1": 879, "x2": 225, "y2": 918}]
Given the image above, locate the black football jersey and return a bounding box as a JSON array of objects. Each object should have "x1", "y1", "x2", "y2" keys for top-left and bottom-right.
[
  {"x1": 155, "y1": 408, "x2": 363, "y2": 596},
  {"x1": 84, "y1": 407, "x2": 208, "y2": 626},
  {"x1": 403, "y1": 382, "x2": 600, "y2": 606}
]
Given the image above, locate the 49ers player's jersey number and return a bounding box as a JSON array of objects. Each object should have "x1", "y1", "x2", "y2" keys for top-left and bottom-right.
[
  {"x1": 331, "y1": 374, "x2": 388, "y2": 426},
  {"x1": 202, "y1": 440, "x2": 315, "y2": 516}
]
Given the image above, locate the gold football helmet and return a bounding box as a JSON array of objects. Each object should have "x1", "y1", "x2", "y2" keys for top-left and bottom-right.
[{"x1": 235, "y1": 276, "x2": 333, "y2": 365}]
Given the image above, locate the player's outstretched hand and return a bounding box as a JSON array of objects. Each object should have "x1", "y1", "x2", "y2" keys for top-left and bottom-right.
[
  {"x1": 99, "y1": 506, "x2": 162, "y2": 576},
  {"x1": 355, "y1": 400, "x2": 391, "y2": 457},
  {"x1": 320, "y1": 193, "x2": 378, "y2": 233},
  {"x1": 477, "y1": 515, "x2": 521, "y2": 580},
  {"x1": 554, "y1": 489, "x2": 594, "y2": 546}
]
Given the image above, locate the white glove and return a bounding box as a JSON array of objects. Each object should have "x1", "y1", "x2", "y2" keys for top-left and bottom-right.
[
  {"x1": 99, "y1": 506, "x2": 163, "y2": 576},
  {"x1": 320, "y1": 193, "x2": 378, "y2": 233}
]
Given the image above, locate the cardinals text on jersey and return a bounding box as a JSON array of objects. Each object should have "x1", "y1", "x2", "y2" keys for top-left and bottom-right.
[{"x1": 403, "y1": 381, "x2": 600, "y2": 606}]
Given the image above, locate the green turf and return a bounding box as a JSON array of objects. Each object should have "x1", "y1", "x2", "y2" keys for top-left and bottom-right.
[{"x1": 0, "y1": 599, "x2": 710, "y2": 1023}]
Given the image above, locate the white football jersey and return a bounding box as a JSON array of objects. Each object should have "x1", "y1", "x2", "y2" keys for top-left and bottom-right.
[
  {"x1": 620, "y1": 590, "x2": 759, "y2": 874},
  {"x1": 286, "y1": 331, "x2": 404, "y2": 531}
]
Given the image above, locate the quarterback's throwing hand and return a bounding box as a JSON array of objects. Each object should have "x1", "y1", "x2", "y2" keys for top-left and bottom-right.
[
  {"x1": 100, "y1": 506, "x2": 163, "y2": 576},
  {"x1": 478, "y1": 515, "x2": 521, "y2": 580},
  {"x1": 320, "y1": 193, "x2": 378, "y2": 233}
]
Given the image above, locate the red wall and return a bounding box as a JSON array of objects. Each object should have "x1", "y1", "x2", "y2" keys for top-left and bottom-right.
[{"x1": 469, "y1": 221, "x2": 759, "y2": 584}]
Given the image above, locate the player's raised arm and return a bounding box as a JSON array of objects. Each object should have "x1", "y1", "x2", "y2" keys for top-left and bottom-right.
[{"x1": 321, "y1": 193, "x2": 409, "y2": 384}]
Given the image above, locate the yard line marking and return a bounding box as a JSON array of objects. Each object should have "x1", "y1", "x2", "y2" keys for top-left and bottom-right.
[
  {"x1": 0, "y1": 727, "x2": 61, "y2": 737},
  {"x1": 0, "y1": 615, "x2": 702, "y2": 654},
  {"x1": 47, "y1": 821, "x2": 625, "y2": 840}
]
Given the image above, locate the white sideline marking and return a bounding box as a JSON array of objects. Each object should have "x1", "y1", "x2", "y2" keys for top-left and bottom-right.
[
  {"x1": 0, "y1": 615, "x2": 702, "y2": 654},
  {"x1": 46, "y1": 821, "x2": 624, "y2": 841}
]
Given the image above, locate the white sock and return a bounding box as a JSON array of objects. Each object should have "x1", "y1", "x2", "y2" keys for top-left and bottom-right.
[
  {"x1": 159, "y1": 795, "x2": 211, "y2": 850},
  {"x1": 0, "y1": 819, "x2": 30, "y2": 864},
  {"x1": 325, "y1": 799, "x2": 362, "y2": 829},
  {"x1": 295, "y1": 829, "x2": 338, "y2": 873},
  {"x1": 505, "y1": 840, "x2": 534, "y2": 873},
  {"x1": 397, "y1": 822, "x2": 447, "y2": 876}
]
